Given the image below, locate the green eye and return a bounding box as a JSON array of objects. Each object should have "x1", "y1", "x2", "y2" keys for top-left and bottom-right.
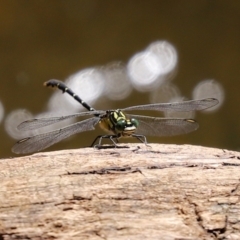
[
  {"x1": 131, "y1": 118, "x2": 139, "y2": 127},
  {"x1": 116, "y1": 119, "x2": 126, "y2": 131}
]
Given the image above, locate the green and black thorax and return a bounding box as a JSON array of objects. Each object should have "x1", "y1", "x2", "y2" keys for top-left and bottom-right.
[{"x1": 99, "y1": 109, "x2": 139, "y2": 137}]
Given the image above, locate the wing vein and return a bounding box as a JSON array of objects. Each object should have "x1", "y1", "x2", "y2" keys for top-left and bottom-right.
[{"x1": 12, "y1": 117, "x2": 100, "y2": 154}]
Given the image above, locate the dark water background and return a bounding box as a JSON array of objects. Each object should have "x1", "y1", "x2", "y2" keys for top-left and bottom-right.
[{"x1": 0, "y1": 1, "x2": 239, "y2": 158}]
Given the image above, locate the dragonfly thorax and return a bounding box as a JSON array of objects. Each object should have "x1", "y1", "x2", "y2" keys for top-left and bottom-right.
[{"x1": 99, "y1": 110, "x2": 139, "y2": 137}]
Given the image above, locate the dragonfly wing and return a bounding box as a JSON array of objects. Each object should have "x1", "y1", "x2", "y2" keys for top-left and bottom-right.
[
  {"x1": 124, "y1": 98, "x2": 219, "y2": 112},
  {"x1": 12, "y1": 117, "x2": 100, "y2": 154},
  {"x1": 17, "y1": 110, "x2": 104, "y2": 131},
  {"x1": 127, "y1": 114, "x2": 199, "y2": 137}
]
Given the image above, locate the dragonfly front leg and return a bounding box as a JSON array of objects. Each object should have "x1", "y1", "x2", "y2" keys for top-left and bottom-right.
[
  {"x1": 132, "y1": 134, "x2": 151, "y2": 148},
  {"x1": 90, "y1": 134, "x2": 119, "y2": 148}
]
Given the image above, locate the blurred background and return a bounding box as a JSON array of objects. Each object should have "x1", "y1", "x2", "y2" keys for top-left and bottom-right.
[{"x1": 0, "y1": 0, "x2": 239, "y2": 158}]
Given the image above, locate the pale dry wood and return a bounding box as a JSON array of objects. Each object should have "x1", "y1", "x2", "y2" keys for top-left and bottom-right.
[{"x1": 0, "y1": 143, "x2": 240, "y2": 240}]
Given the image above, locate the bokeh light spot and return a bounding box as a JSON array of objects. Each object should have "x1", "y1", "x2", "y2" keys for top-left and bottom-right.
[
  {"x1": 127, "y1": 41, "x2": 178, "y2": 92},
  {"x1": 192, "y1": 79, "x2": 224, "y2": 112},
  {"x1": 127, "y1": 51, "x2": 162, "y2": 91},
  {"x1": 147, "y1": 41, "x2": 178, "y2": 75},
  {"x1": 102, "y1": 62, "x2": 132, "y2": 101},
  {"x1": 5, "y1": 109, "x2": 33, "y2": 139},
  {"x1": 47, "y1": 68, "x2": 105, "y2": 114}
]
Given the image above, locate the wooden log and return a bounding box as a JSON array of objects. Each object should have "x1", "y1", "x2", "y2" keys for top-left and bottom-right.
[{"x1": 0, "y1": 144, "x2": 240, "y2": 239}]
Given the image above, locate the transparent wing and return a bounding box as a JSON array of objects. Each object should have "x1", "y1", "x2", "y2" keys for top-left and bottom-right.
[
  {"x1": 17, "y1": 110, "x2": 104, "y2": 131},
  {"x1": 127, "y1": 114, "x2": 199, "y2": 137},
  {"x1": 123, "y1": 98, "x2": 219, "y2": 112},
  {"x1": 12, "y1": 117, "x2": 100, "y2": 154}
]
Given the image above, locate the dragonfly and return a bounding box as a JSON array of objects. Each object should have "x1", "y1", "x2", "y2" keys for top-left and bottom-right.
[{"x1": 12, "y1": 79, "x2": 219, "y2": 154}]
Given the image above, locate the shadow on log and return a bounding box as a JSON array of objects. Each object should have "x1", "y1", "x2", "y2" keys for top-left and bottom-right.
[{"x1": 0, "y1": 144, "x2": 240, "y2": 239}]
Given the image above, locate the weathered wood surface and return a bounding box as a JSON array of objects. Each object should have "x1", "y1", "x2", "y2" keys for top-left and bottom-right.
[{"x1": 0, "y1": 144, "x2": 240, "y2": 240}]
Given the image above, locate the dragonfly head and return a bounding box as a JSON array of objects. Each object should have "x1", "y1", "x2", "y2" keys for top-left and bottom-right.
[
  {"x1": 116, "y1": 118, "x2": 138, "y2": 130},
  {"x1": 115, "y1": 118, "x2": 139, "y2": 137}
]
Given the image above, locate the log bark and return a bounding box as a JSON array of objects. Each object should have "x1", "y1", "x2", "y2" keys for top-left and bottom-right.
[{"x1": 0, "y1": 144, "x2": 240, "y2": 240}]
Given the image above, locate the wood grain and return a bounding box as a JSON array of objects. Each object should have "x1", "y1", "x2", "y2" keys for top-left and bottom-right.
[{"x1": 0, "y1": 144, "x2": 240, "y2": 239}]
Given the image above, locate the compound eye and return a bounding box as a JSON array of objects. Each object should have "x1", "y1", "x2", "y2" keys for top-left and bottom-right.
[
  {"x1": 116, "y1": 119, "x2": 126, "y2": 131},
  {"x1": 131, "y1": 118, "x2": 139, "y2": 127}
]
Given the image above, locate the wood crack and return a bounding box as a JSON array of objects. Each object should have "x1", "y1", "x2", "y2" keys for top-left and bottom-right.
[{"x1": 1, "y1": 144, "x2": 240, "y2": 239}]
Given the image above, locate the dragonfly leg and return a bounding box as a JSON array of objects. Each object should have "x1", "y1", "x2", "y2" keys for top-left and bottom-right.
[
  {"x1": 90, "y1": 135, "x2": 119, "y2": 148},
  {"x1": 108, "y1": 135, "x2": 119, "y2": 146},
  {"x1": 132, "y1": 134, "x2": 151, "y2": 148}
]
